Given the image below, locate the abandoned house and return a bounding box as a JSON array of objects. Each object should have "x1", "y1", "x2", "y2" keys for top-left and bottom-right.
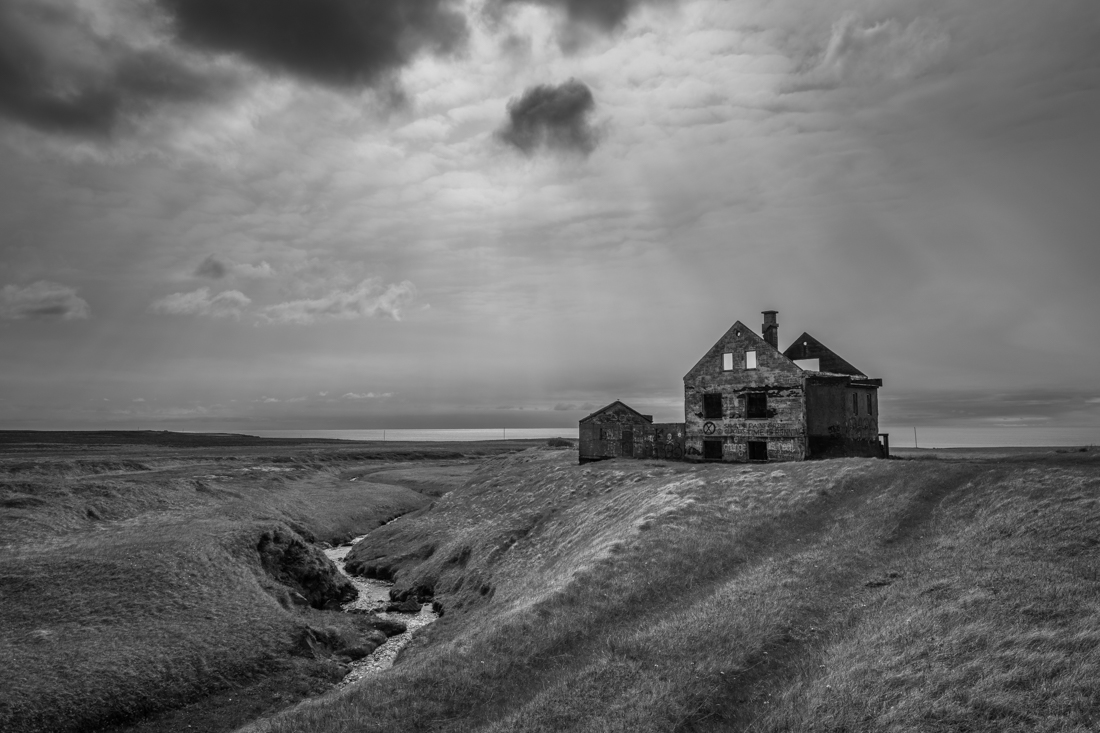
[{"x1": 579, "y1": 310, "x2": 886, "y2": 464}]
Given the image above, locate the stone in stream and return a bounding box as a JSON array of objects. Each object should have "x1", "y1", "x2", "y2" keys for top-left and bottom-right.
[{"x1": 384, "y1": 598, "x2": 422, "y2": 613}]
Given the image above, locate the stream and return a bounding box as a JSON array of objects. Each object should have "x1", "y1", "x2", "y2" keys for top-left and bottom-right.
[{"x1": 323, "y1": 537, "x2": 439, "y2": 687}]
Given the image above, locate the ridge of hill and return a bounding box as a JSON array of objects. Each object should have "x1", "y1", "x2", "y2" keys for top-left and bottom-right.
[{"x1": 257, "y1": 449, "x2": 1100, "y2": 733}]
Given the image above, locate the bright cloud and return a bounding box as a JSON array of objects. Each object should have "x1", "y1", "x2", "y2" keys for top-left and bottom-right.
[
  {"x1": 260, "y1": 280, "x2": 417, "y2": 325},
  {"x1": 149, "y1": 287, "x2": 252, "y2": 319}
]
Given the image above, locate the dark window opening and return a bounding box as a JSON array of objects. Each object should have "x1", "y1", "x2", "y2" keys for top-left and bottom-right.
[
  {"x1": 599, "y1": 427, "x2": 608, "y2": 440},
  {"x1": 748, "y1": 441, "x2": 768, "y2": 461},
  {"x1": 746, "y1": 393, "x2": 767, "y2": 419},
  {"x1": 703, "y1": 393, "x2": 723, "y2": 419},
  {"x1": 866, "y1": 393, "x2": 873, "y2": 415},
  {"x1": 704, "y1": 439, "x2": 723, "y2": 460},
  {"x1": 622, "y1": 430, "x2": 634, "y2": 458},
  {"x1": 852, "y1": 393, "x2": 859, "y2": 414}
]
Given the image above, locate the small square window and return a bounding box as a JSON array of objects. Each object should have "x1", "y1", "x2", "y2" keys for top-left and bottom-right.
[
  {"x1": 748, "y1": 441, "x2": 768, "y2": 461},
  {"x1": 704, "y1": 439, "x2": 723, "y2": 460},
  {"x1": 722, "y1": 352, "x2": 733, "y2": 371},
  {"x1": 745, "y1": 350, "x2": 757, "y2": 369}
]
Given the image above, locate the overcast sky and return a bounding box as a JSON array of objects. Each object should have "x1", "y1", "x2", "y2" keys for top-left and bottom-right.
[{"x1": 1, "y1": 0, "x2": 1098, "y2": 433}]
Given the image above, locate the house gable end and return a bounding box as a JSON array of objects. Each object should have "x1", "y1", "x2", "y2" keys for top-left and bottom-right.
[
  {"x1": 684, "y1": 320, "x2": 801, "y2": 381},
  {"x1": 783, "y1": 332, "x2": 866, "y2": 376}
]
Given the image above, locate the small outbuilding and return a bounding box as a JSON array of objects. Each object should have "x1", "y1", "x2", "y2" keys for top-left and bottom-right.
[{"x1": 578, "y1": 401, "x2": 685, "y2": 464}]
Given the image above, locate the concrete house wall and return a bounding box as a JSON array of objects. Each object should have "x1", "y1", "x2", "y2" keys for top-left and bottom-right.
[
  {"x1": 804, "y1": 377, "x2": 882, "y2": 458},
  {"x1": 682, "y1": 320, "x2": 807, "y2": 462},
  {"x1": 645, "y1": 423, "x2": 686, "y2": 460}
]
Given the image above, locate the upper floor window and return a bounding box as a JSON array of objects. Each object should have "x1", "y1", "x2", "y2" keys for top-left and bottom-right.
[
  {"x1": 745, "y1": 350, "x2": 757, "y2": 369},
  {"x1": 746, "y1": 393, "x2": 767, "y2": 418},
  {"x1": 703, "y1": 393, "x2": 723, "y2": 419},
  {"x1": 852, "y1": 393, "x2": 859, "y2": 414},
  {"x1": 866, "y1": 393, "x2": 873, "y2": 415},
  {"x1": 722, "y1": 353, "x2": 734, "y2": 371}
]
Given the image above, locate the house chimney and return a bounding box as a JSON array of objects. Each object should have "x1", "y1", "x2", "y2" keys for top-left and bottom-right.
[{"x1": 761, "y1": 310, "x2": 778, "y2": 349}]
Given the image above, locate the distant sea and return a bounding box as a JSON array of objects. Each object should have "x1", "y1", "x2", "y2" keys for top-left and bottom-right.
[
  {"x1": 244, "y1": 428, "x2": 580, "y2": 442},
  {"x1": 241, "y1": 426, "x2": 1096, "y2": 448}
]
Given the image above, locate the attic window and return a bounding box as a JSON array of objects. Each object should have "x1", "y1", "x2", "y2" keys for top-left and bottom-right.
[
  {"x1": 745, "y1": 350, "x2": 757, "y2": 369},
  {"x1": 722, "y1": 353, "x2": 734, "y2": 371}
]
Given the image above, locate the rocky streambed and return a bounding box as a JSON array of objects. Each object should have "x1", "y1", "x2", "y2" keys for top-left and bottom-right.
[{"x1": 323, "y1": 538, "x2": 439, "y2": 687}]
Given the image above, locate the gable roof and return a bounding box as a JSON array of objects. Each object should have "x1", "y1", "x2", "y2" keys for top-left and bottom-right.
[
  {"x1": 683, "y1": 320, "x2": 797, "y2": 380},
  {"x1": 579, "y1": 400, "x2": 654, "y2": 424},
  {"x1": 782, "y1": 332, "x2": 866, "y2": 376}
]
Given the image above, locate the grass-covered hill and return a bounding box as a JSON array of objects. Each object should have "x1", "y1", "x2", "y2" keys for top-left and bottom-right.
[
  {"x1": 0, "y1": 436, "x2": 522, "y2": 733},
  {"x1": 261, "y1": 448, "x2": 1100, "y2": 733}
]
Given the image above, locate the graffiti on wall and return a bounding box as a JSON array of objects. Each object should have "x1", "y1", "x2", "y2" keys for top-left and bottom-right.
[
  {"x1": 722, "y1": 423, "x2": 803, "y2": 438},
  {"x1": 649, "y1": 425, "x2": 685, "y2": 459},
  {"x1": 845, "y1": 416, "x2": 876, "y2": 441}
]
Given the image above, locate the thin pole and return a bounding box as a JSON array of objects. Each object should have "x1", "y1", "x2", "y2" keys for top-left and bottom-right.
[
  {"x1": 913, "y1": 427, "x2": 918, "y2": 448},
  {"x1": 383, "y1": 429, "x2": 386, "y2": 442},
  {"x1": 503, "y1": 427, "x2": 506, "y2": 440}
]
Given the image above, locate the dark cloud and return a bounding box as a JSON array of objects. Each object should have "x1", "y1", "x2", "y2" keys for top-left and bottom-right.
[
  {"x1": 498, "y1": 79, "x2": 600, "y2": 156},
  {"x1": 159, "y1": 0, "x2": 468, "y2": 88},
  {"x1": 195, "y1": 255, "x2": 227, "y2": 279},
  {"x1": 0, "y1": 1, "x2": 238, "y2": 137},
  {"x1": 0, "y1": 5, "x2": 116, "y2": 135},
  {"x1": 0, "y1": 0, "x2": 467, "y2": 137},
  {"x1": 0, "y1": 281, "x2": 90, "y2": 320}
]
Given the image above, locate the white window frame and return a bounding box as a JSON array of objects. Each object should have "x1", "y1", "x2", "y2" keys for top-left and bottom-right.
[{"x1": 745, "y1": 350, "x2": 757, "y2": 369}]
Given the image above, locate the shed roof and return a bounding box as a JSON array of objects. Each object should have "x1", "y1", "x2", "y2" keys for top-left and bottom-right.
[{"x1": 579, "y1": 400, "x2": 654, "y2": 424}]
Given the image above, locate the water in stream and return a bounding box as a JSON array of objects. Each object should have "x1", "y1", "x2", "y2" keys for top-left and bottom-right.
[{"x1": 323, "y1": 539, "x2": 439, "y2": 686}]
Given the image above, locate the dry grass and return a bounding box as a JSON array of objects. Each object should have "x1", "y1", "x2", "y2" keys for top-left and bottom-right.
[
  {"x1": 0, "y1": 436, "x2": 519, "y2": 733},
  {"x1": 256, "y1": 449, "x2": 1100, "y2": 733}
]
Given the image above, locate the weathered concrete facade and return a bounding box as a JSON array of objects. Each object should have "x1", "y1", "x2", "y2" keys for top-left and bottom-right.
[
  {"x1": 579, "y1": 310, "x2": 885, "y2": 464},
  {"x1": 683, "y1": 320, "x2": 808, "y2": 462},
  {"x1": 578, "y1": 402, "x2": 686, "y2": 464}
]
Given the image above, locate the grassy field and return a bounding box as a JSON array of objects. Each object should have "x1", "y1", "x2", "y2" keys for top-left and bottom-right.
[
  {"x1": 251, "y1": 446, "x2": 1100, "y2": 733},
  {"x1": 0, "y1": 433, "x2": 529, "y2": 733}
]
